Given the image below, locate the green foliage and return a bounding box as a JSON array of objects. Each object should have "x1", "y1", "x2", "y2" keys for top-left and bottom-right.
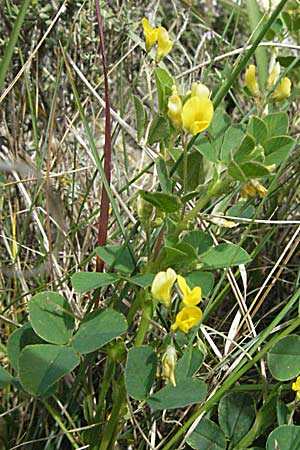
[
  {"x1": 218, "y1": 392, "x2": 256, "y2": 445},
  {"x1": 133, "y1": 94, "x2": 147, "y2": 142},
  {"x1": 201, "y1": 243, "x2": 251, "y2": 269},
  {"x1": 96, "y1": 245, "x2": 136, "y2": 273},
  {"x1": 28, "y1": 292, "x2": 75, "y2": 345},
  {"x1": 266, "y1": 425, "x2": 300, "y2": 450},
  {"x1": 147, "y1": 114, "x2": 170, "y2": 145},
  {"x1": 147, "y1": 378, "x2": 207, "y2": 410},
  {"x1": 72, "y1": 272, "x2": 119, "y2": 293},
  {"x1": 19, "y1": 344, "x2": 80, "y2": 396},
  {"x1": 174, "y1": 346, "x2": 204, "y2": 382},
  {"x1": 125, "y1": 346, "x2": 157, "y2": 400},
  {"x1": 268, "y1": 335, "x2": 300, "y2": 380},
  {"x1": 7, "y1": 323, "x2": 45, "y2": 372},
  {"x1": 187, "y1": 418, "x2": 227, "y2": 450},
  {"x1": 72, "y1": 309, "x2": 128, "y2": 354},
  {"x1": 0, "y1": 367, "x2": 12, "y2": 389},
  {"x1": 139, "y1": 190, "x2": 182, "y2": 213},
  {"x1": 154, "y1": 67, "x2": 173, "y2": 113}
]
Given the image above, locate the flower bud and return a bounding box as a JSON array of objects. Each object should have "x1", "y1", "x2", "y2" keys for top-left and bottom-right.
[
  {"x1": 191, "y1": 82, "x2": 210, "y2": 98},
  {"x1": 156, "y1": 27, "x2": 173, "y2": 62},
  {"x1": 137, "y1": 196, "x2": 153, "y2": 223},
  {"x1": 267, "y1": 62, "x2": 280, "y2": 89},
  {"x1": 245, "y1": 65, "x2": 260, "y2": 97},
  {"x1": 272, "y1": 77, "x2": 291, "y2": 102},
  {"x1": 162, "y1": 345, "x2": 177, "y2": 386}
]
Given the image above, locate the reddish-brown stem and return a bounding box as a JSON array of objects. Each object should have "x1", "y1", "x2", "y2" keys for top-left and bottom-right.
[{"x1": 94, "y1": 1, "x2": 112, "y2": 282}]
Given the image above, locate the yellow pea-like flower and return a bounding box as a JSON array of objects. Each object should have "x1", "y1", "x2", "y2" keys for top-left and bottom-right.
[
  {"x1": 167, "y1": 89, "x2": 183, "y2": 130},
  {"x1": 156, "y1": 27, "x2": 173, "y2": 62},
  {"x1": 171, "y1": 306, "x2": 202, "y2": 333},
  {"x1": 151, "y1": 268, "x2": 177, "y2": 307},
  {"x1": 292, "y1": 376, "x2": 300, "y2": 399},
  {"x1": 177, "y1": 275, "x2": 201, "y2": 307},
  {"x1": 240, "y1": 183, "x2": 257, "y2": 198},
  {"x1": 267, "y1": 62, "x2": 280, "y2": 89},
  {"x1": 272, "y1": 77, "x2": 291, "y2": 101},
  {"x1": 191, "y1": 82, "x2": 210, "y2": 98},
  {"x1": 162, "y1": 345, "x2": 177, "y2": 386},
  {"x1": 142, "y1": 17, "x2": 158, "y2": 52},
  {"x1": 181, "y1": 96, "x2": 214, "y2": 135},
  {"x1": 245, "y1": 64, "x2": 260, "y2": 97}
]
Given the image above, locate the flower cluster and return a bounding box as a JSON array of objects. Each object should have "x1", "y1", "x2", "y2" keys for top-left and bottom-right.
[
  {"x1": 142, "y1": 18, "x2": 173, "y2": 62},
  {"x1": 167, "y1": 82, "x2": 214, "y2": 135},
  {"x1": 240, "y1": 179, "x2": 268, "y2": 199},
  {"x1": 151, "y1": 268, "x2": 203, "y2": 333},
  {"x1": 245, "y1": 63, "x2": 291, "y2": 101}
]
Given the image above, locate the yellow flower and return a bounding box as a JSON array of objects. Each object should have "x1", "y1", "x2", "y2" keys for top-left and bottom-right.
[
  {"x1": 252, "y1": 180, "x2": 267, "y2": 197},
  {"x1": 181, "y1": 96, "x2": 214, "y2": 135},
  {"x1": 162, "y1": 345, "x2": 177, "y2": 386},
  {"x1": 177, "y1": 275, "x2": 201, "y2": 307},
  {"x1": 191, "y1": 82, "x2": 210, "y2": 98},
  {"x1": 245, "y1": 65, "x2": 260, "y2": 97},
  {"x1": 142, "y1": 17, "x2": 158, "y2": 52},
  {"x1": 151, "y1": 268, "x2": 177, "y2": 307},
  {"x1": 240, "y1": 183, "x2": 257, "y2": 199},
  {"x1": 171, "y1": 306, "x2": 202, "y2": 333},
  {"x1": 167, "y1": 87, "x2": 183, "y2": 130},
  {"x1": 272, "y1": 77, "x2": 291, "y2": 101},
  {"x1": 292, "y1": 376, "x2": 300, "y2": 399},
  {"x1": 156, "y1": 27, "x2": 173, "y2": 62},
  {"x1": 267, "y1": 62, "x2": 280, "y2": 89}
]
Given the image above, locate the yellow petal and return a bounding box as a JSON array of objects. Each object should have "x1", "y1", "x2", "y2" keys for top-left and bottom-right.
[
  {"x1": 245, "y1": 65, "x2": 260, "y2": 97},
  {"x1": 171, "y1": 306, "x2": 202, "y2": 333},
  {"x1": 267, "y1": 62, "x2": 280, "y2": 89},
  {"x1": 142, "y1": 17, "x2": 158, "y2": 52},
  {"x1": 191, "y1": 82, "x2": 210, "y2": 98},
  {"x1": 177, "y1": 275, "x2": 202, "y2": 307},
  {"x1": 168, "y1": 93, "x2": 183, "y2": 129},
  {"x1": 181, "y1": 96, "x2": 214, "y2": 135},
  {"x1": 240, "y1": 183, "x2": 257, "y2": 198},
  {"x1": 272, "y1": 77, "x2": 291, "y2": 101},
  {"x1": 151, "y1": 268, "x2": 177, "y2": 307},
  {"x1": 156, "y1": 27, "x2": 173, "y2": 61}
]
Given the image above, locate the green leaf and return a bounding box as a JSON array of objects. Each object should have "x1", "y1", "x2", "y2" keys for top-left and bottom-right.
[
  {"x1": 227, "y1": 203, "x2": 255, "y2": 219},
  {"x1": 133, "y1": 95, "x2": 146, "y2": 143},
  {"x1": 96, "y1": 245, "x2": 136, "y2": 273},
  {"x1": 157, "y1": 242, "x2": 198, "y2": 270},
  {"x1": 266, "y1": 425, "x2": 300, "y2": 450},
  {"x1": 0, "y1": 366, "x2": 12, "y2": 389},
  {"x1": 181, "y1": 230, "x2": 213, "y2": 256},
  {"x1": 218, "y1": 392, "x2": 256, "y2": 445},
  {"x1": 127, "y1": 273, "x2": 154, "y2": 288},
  {"x1": 186, "y1": 271, "x2": 214, "y2": 297},
  {"x1": 176, "y1": 151, "x2": 206, "y2": 191},
  {"x1": 219, "y1": 126, "x2": 244, "y2": 163},
  {"x1": 263, "y1": 135, "x2": 294, "y2": 165},
  {"x1": 194, "y1": 135, "x2": 218, "y2": 162},
  {"x1": 19, "y1": 344, "x2": 80, "y2": 396},
  {"x1": 264, "y1": 112, "x2": 288, "y2": 137},
  {"x1": 208, "y1": 108, "x2": 231, "y2": 154},
  {"x1": 277, "y1": 56, "x2": 300, "y2": 69},
  {"x1": 154, "y1": 67, "x2": 173, "y2": 112},
  {"x1": 139, "y1": 190, "x2": 182, "y2": 213},
  {"x1": 201, "y1": 243, "x2": 251, "y2": 269},
  {"x1": 187, "y1": 418, "x2": 227, "y2": 450},
  {"x1": 72, "y1": 309, "x2": 127, "y2": 354},
  {"x1": 147, "y1": 378, "x2": 206, "y2": 410},
  {"x1": 125, "y1": 346, "x2": 157, "y2": 400},
  {"x1": 156, "y1": 157, "x2": 171, "y2": 193},
  {"x1": 175, "y1": 346, "x2": 204, "y2": 383},
  {"x1": 234, "y1": 134, "x2": 256, "y2": 164},
  {"x1": 247, "y1": 116, "x2": 268, "y2": 144},
  {"x1": 72, "y1": 272, "x2": 119, "y2": 293},
  {"x1": 7, "y1": 323, "x2": 45, "y2": 372},
  {"x1": 268, "y1": 335, "x2": 300, "y2": 380},
  {"x1": 147, "y1": 115, "x2": 170, "y2": 145},
  {"x1": 28, "y1": 292, "x2": 75, "y2": 345},
  {"x1": 240, "y1": 160, "x2": 273, "y2": 178}
]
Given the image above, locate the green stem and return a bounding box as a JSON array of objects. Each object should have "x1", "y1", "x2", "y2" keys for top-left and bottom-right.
[
  {"x1": 145, "y1": 63, "x2": 154, "y2": 116},
  {"x1": 98, "y1": 380, "x2": 126, "y2": 450},
  {"x1": 246, "y1": 0, "x2": 269, "y2": 92},
  {"x1": 43, "y1": 400, "x2": 80, "y2": 449},
  {"x1": 0, "y1": 0, "x2": 31, "y2": 91}
]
